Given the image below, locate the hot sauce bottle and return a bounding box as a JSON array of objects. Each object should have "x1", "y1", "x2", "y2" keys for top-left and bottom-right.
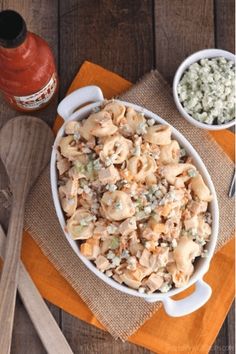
[{"x1": 0, "y1": 10, "x2": 58, "y2": 111}]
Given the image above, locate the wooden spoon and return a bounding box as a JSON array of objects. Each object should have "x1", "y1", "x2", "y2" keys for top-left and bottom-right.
[
  {"x1": 0, "y1": 116, "x2": 54, "y2": 354},
  {"x1": 0, "y1": 225, "x2": 73, "y2": 354}
]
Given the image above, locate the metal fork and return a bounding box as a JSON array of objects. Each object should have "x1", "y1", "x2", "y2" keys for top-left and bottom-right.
[{"x1": 228, "y1": 168, "x2": 235, "y2": 197}]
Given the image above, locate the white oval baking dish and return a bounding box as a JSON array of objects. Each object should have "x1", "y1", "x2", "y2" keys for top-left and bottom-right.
[{"x1": 50, "y1": 85, "x2": 219, "y2": 317}]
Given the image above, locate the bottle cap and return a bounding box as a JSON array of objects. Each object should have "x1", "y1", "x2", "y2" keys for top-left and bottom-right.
[{"x1": 0, "y1": 10, "x2": 27, "y2": 48}]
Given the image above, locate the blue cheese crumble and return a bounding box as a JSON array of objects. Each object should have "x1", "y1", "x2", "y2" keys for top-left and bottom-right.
[{"x1": 177, "y1": 57, "x2": 235, "y2": 125}]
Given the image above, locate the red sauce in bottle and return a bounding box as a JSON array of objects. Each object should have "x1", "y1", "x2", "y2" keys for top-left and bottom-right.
[{"x1": 0, "y1": 10, "x2": 58, "y2": 111}]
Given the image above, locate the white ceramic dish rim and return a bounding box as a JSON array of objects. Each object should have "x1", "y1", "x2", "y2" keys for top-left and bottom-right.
[
  {"x1": 50, "y1": 85, "x2": 219, "y2": 317},
  {"x1": 173, "y1": 48, "x2": 236, "y2": 131}
]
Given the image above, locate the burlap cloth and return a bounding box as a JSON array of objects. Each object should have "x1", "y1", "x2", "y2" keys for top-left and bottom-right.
[{"x1": 25, "y1": 70, "x2": 235, "y2": 341}]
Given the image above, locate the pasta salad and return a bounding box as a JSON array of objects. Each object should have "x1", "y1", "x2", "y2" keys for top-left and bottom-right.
[{"x1": 56, "y1": 100, "x2": 212, "y2": 294}]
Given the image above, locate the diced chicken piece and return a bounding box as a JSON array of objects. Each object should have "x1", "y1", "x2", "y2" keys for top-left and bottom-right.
[
  {"x1": 146, "y1": 273, "x2": 164, "y2": 292},
  {"x1": 131, "y1": 268, "x2": 145, "y2": 281},
  {"x1": 129, "y1": 230, "x2": 139, "y2": 242},
  {"x1": 90, "y1": 245, "x2": 100, "y2": 260},
  {"x1": 155, "y1": 202, "x2": 179, "y2": 218},
  {"x1": 112, "y1": 274, "x2": 123, "y2": 284},
  {"x1": 188, "y1": 201, "x2": 208, "y2": 215},
  {"x1": 98, "y1": 165, "x2": 120, "y2": 184},
  {"x1": 157, "y1": 248, "x2": 169, "y2": 267},
  {"x1": 120, "y1": 271, "x2": 142, "y2": 289},
  {"x1": 142, "y1": 227, "x2": 159, "y2": 241},
  {"x1": 119, "y1": 217, "x2": 137, "y2": 236},
  {"x1": 148, "y1": 253, "x2": 160, "y2": 272},
  {"x1": 93, "y1": 223, "x2": 109, "y2": 238},
  {"x1": 134, "y1": 264, "x2": 152, "y2": 280},
  {"x1": 114, "y1": 263, "x2": 127, "y2": 275},
  {"x1": 129, "y1": 240, "x2": 144, "y2": 256},
  {"x1": 100, "y1": 239, "x2": 111, "y2": 254},
  {"x1": 139, "y1": 249, "x2": 151, "y2": 268},
  {"x1": 65, "y1": 121, "x2": 81, "y2": 135},
  {"x1": 95, "y1": 255, "x2": 110, "y2": 272},
  {"x1": 57, "y1": 158, "x2": 70, "y2": 175},
  {"x1": 184, "y1": 215, "x2": 198, "y2": 230}
]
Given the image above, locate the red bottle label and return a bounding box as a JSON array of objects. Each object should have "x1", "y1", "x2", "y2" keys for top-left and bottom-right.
[{"x1": 13, "y1": 72, "x2": 57, "y2": 109}]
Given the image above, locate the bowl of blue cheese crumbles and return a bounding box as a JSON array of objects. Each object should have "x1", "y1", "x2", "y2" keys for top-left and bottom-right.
[{"x1": 173, "y1": 49, "x2": 235, "y2": 130}]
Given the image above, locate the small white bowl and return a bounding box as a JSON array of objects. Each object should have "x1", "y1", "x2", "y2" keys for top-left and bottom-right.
[{"x1": 173, "y1": 49, "x2": 235, "y2": 130}]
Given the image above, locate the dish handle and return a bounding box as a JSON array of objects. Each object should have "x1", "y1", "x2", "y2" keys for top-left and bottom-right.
[
  {"x1": 57, "y1": 86, "x2": 104, "y2": 121},
  {"x1": 146, "y1": 279, "x2": 212, "y2": 317}
]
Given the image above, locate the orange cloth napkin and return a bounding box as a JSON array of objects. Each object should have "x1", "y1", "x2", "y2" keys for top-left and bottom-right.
[{"x1": 22, "y1": 61, "x2": 235, "y2": 354}]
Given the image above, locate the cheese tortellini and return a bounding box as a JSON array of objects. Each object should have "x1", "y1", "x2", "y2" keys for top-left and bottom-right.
[
  {"x1": 100, "y1": 134, "x2": 132, "y2": 164},
  {"x1": 59, "y1": 136, "x2": 81, "y2": 161},
  {"x1": 125, "y1": 107, "x2": 146, "y2": 133},
  {"x1": 160, "y1": 163, "x2": 196, "y2": 187},
  {"x1": 173, "y1": 237, "x2": 201, "y2": 273},
  {"x1": 101, "y1": 191, "x2": 135, "y2": 221},
  {"x1": 159, "y1": 140, "x2": 180, "y2": 164},
  {"x1": 103, "y1": 101, "x2": 126, "y2": 125},
  {"x1": 167, "y1": 262, "x2": 193, "y2": 288},
  {"x1": 67, "y1": 208, "x2": 95, "y2": 240},
  {"x1": 80, "y1": 110, "x2": 118, "y2": 139},
  {"x1": 144, "y1": 125, "x2": 171, "y2": 145},
  {"x1": 127, "y1": 154, "x2": 157, "y2": 181},
  {"x1": 56, "y1": 100, "x2": 213, "y2": 294},
  {"x1": 190, "y1": 174, "x2": 212, "y2": 202}
]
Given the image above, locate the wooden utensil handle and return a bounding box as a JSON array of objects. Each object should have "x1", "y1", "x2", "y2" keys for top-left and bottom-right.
[
  {"x1": 0, "y1": 200, "x2": 25, "y2": 354},
  {"x1": 0, "y1": 226, "x2": 73, "y2": 354}
]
